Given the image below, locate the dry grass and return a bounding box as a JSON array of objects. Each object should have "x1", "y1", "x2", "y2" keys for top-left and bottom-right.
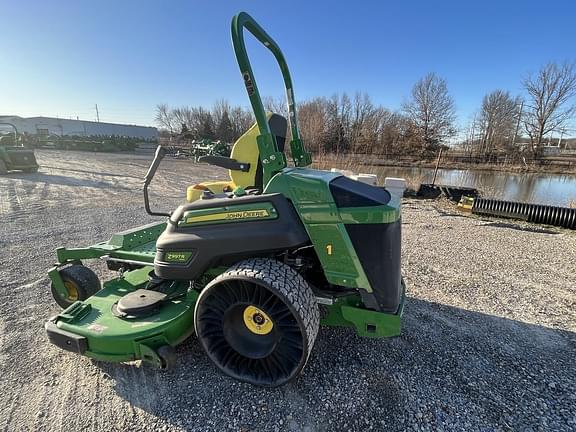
[
  {"x1": 313, "y1": 152, "x2": 364, "y2": 172},
  {"x1": 403, "y1": 173, "x2": 426, "y2": 191}
]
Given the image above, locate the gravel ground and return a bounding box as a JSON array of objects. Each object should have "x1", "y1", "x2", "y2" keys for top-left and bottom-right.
[{"x1": 0, "y1": 150, "x2": 575, "y2": 432}]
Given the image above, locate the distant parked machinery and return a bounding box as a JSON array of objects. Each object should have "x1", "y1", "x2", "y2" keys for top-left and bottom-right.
[
  {"x1": 189, "y1": 139, "x2": 230, "y2": 161},
  {"x1": 0, "y1": 123, "x2": 39, "y2": 174},
  {"x1": 34, "y1": 134, "x2": 144, "y2": 152},
  {"x1": 167, "y1": 136, "x2": 231, "y2": 161}
]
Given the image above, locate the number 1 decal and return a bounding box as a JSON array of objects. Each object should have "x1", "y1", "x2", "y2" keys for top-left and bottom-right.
[{"x1": 326, "y1": 244, "x2": 333, "y2": 255}]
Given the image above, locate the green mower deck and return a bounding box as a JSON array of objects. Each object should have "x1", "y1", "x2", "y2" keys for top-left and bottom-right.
[{"x1": 47, "y1": 267, "x2": 196, "y2": 367}]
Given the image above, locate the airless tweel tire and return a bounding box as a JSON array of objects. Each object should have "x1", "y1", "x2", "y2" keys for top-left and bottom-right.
[{"x1": 194, "y1": 258, "x2": 319, "y2": 387}]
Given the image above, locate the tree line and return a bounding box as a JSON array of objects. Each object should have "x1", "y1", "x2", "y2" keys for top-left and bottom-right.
[
  {"x1": 156, "y1": 61, "x2": 576, "y2": 159},
  {"x1": 464, "y1": 62, "x2": 576, "y2": 159}
]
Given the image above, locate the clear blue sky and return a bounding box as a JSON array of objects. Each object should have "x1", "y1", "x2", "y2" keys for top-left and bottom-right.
[{"x1": 1, "y1": 0, "x2": 575, "y2": 132}]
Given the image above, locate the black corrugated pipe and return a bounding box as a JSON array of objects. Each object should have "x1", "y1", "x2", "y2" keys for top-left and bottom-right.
[{"x1": 471, "y1": 198, "x2": 576, "y2": 230}]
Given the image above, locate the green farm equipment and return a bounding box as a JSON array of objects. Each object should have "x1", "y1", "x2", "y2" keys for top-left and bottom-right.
[
  {"x1": 0, "y1": 123, "x2": 39, "y2": 174},
  {"x1": 171, "y1": 138, "x2": 230, "y2": 162},
  {"x1": 35, "y1": 134, "x2": 141, "y2": 152},
  {"x1": 189, "y1": 139, "x2": 230, "y2": 161},
  {"x1": 45, "y1": 12, "x2": 405, "y2": 386}
]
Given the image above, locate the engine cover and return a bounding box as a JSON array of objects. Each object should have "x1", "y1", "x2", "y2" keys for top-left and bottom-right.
[{"x1": 154, "y1": 193, "x2": 309, "y2": 280}]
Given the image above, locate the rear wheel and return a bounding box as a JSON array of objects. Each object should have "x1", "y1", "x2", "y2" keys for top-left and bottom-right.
[
  {"x1": 194, "y1": 258, "x2": 319, "y2": 387},
  {"x1": 51, "y1": 265, "x2": 101, "y2": 308},
  {"x1": 0, "y1": 160, "x2": 7, "y2": 175}
]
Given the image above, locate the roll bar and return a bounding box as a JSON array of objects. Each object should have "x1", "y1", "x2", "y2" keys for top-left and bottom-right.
[{"x1": 231, "y1": 12, "x2": 311, "y2": 184}]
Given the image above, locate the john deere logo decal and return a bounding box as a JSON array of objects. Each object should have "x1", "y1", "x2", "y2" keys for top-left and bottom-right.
[
  {"x1": 225, "y1": 209, "x2": 269, "y2": 220},
  {"x1": 184, "y1": 208, "x2": 274, "y2": 224}
]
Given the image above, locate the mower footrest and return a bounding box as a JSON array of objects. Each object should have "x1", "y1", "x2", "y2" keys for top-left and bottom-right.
[{"x1": 45, "y1": 321, "x2": 88, "y2": 354}]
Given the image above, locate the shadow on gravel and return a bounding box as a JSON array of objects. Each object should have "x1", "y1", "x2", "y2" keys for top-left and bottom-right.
[
  {"x1": 432, "y1": 206, "x2": 471, "y2": 219},
  {"x1": 3, "y1": 171, "x2": 133, "y2": 190},
  {"x1": 40, "y1": 165, "x2": 142, "y2": 179},
  {"x1": 481, "y1": 221, "x2": 560, "y2": 235},
  {"x1": 95, "y1": 297, "x2": 575, "y2": 431}
]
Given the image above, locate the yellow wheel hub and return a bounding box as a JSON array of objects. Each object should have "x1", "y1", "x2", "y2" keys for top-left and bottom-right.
[
  {"x1": 243, "y1": 305, "x2": 273, "y2": 335},
  {"x1": 63, "y1": 281, "x2": 79, "y2": 301}
]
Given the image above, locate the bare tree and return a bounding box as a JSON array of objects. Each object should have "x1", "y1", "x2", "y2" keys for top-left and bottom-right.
[
  {"x1": 154, "y1": 104, "x2": 177, "y2": 134},
  {"x1": 478, "y1": 90, "x2": 521, "y2": 156},
  {"x1": 229, "y1": 106, "x2": 254, "y2": 140},
  {"x1": 376, "y1": 110, "x2": 406, "y2": 155},
  {"x1": 523, "y1": 62, "x2": 576, "y2": 156},
  {"x1": 298, "y1": 97, "x2": 328, "y2": 154},
  {"x1": 212, "y1": 99, "x2": 231, "y2": 127},
  {"x1": 350, "y1": 92, "x2": 383, "y2": 154},
  {"x1": 402, "y1": 72, "x2": 457, "y2": 152},
  {"x1": 171, "y1": 106, "x2": 196, "y2": 133},
  {"x1": 263, "y1": 96, "x2": 288, "y2": 117}
]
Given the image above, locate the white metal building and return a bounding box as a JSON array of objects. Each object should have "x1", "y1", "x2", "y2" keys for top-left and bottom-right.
[{"x1": 0, "y1": 115, "x2": 157, "y2": 140}]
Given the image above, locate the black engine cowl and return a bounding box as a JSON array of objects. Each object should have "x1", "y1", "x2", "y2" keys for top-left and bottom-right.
[{"x1": 154, "y1": 194, "x2": 310, "y2": 280}]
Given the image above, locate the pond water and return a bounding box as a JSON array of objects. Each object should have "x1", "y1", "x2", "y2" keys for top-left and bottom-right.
[{"x1": 371, "y1": 166, "x2": 576, "y2": 207}]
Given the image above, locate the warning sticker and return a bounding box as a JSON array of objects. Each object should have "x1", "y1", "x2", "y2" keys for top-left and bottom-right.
[{"x1": 87, "y1": 324, "x2": 107, "y2": 334}]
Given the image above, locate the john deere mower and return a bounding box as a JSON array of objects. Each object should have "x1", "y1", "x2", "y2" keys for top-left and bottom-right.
[
  {"x1": 45, "y1": 12, "x2": 405, "y2": 386},
  {"x1": 0, "y1": 123, "x2": 39, "y2": 174}
]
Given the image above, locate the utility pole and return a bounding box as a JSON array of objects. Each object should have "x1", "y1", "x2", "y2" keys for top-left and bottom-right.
[
  {"x1": 558, "y1": 129, "x2": 564, "y2": 149},
  {"x1": 95, "y1": 104, "x2": 100, "y2": 122},
  {"x1": 511, "y1": 101, "x2": 523, "y2": 148},
  {"x1": 431, "y1": 148, "x2": 443, "y2": 186}
]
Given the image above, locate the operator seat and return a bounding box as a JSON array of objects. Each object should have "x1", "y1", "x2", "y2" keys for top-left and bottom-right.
[{"x1": 186, "y1": 113, "x2": 287, "y2": 202}]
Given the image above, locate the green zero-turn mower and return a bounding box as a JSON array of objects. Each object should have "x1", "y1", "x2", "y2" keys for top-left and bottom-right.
[
  {"x1": 45, "y1": 12, "x2": 406, "y2": 387},
  {"x1": 0, "y1": 123, "x2": 39, "y2": 174}
]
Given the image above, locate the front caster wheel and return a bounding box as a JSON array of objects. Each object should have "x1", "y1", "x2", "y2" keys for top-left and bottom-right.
[
  {"x1": 194, "y1": 258, "x2": 319, "y2": 387},
  {"x1": 51, "y1": 265, "x2": 101, "y2": 309},
  {"x1": 157, "y1": 345, "x2": 177, "y2": 370}
]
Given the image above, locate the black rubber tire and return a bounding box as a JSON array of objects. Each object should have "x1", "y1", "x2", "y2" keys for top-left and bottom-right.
[
  {"x1": 194, "y1": 258, "x2": 319, "y2": 387},
  {"x1": 51, "y1": 265, "x2": 101, "y2": 309},
  {"x1": 157, "y1": 345, "x2": 177, "y2": 370},
  {"x1": 0, "y1": 160, "x2": 7, "y2": 175}
]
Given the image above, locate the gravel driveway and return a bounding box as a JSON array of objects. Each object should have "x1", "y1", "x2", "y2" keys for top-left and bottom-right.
[{"x1": 0, "y1": 150, "x2": 574, "y2": 431}]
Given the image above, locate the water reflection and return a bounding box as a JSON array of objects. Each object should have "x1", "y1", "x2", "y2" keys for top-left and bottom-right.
[{"x1": 374, "y1": 166, "x2": 576, "y2": 206}]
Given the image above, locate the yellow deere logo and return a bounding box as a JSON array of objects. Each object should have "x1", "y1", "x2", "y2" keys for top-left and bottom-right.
[
  {"x1": 225, "y1": 210, "x2": 269, "y2": 220},
  {"x1": 185, "y1": 209, "x2": 270, "y2": 224}
]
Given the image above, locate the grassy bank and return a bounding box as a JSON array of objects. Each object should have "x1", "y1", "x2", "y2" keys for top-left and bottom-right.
[
  {"x1": 312, "y1": 152, "x2": 576, "y2": 206},
  {"x1": 312, "y1": 152, "x2": 576, "y2": 176}
]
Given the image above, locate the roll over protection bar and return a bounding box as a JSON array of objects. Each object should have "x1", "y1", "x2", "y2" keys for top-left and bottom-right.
[{"x1": 231, "y1": 12, "x2": 311, "y2": 185}]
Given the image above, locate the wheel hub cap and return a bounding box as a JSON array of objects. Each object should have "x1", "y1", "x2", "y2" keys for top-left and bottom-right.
[
  {"x1": 64, "y1": 281, "x2": 79, "y2": 301},
  {"x1": 243, "y1": 305, "x2": 273, "y2": 335}
]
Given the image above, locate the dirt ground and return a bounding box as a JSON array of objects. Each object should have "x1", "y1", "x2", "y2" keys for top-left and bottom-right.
[{"x1": 0, "y1": 150, "x2": 574, "y2": 431}]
